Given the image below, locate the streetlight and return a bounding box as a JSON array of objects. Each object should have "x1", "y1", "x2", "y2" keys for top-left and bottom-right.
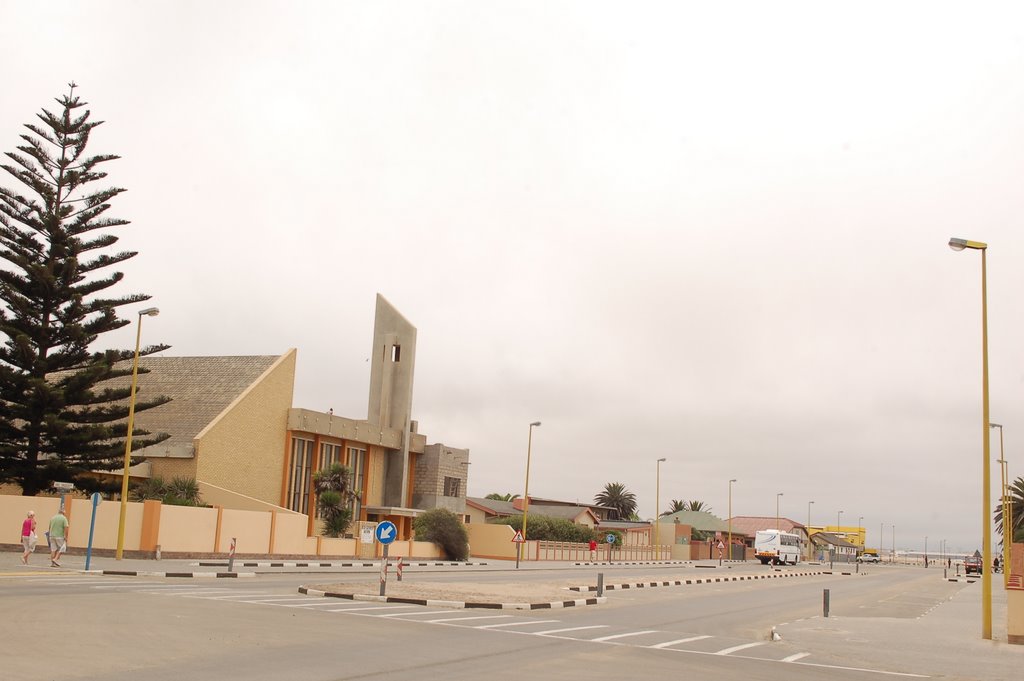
[
  {"x1": 880, "y1": 522, "x2": 885, "y2": 560},
  {"x1": 115, "y1": 306, "x2": 160, "y2": 560},
  {"x1": 518, "y1": 421, "x2": 541, "y2": 568},
  {"x1": 949, "y1": 236, "x2": 993, "y2": 639},
  {"x1": 655, "y1": 458, "x2": 666, "y2": 560},
  {"x1": 858, "y1": 516, "x2": 864, "y2": 548},
  {"x1": 991, "y1": 422, "x2": 1010, "y2": 586},
  {"x1": 776, "y1": 493, "x2": 783, "y2": 530},
  {"x1": 837, "y1": 510, "x2": 844, "y2": 535},
  {"x1": 807, "y1": 501, "x2": 815, "y2": 560},
  {"x1": 728, "y1": 479, "x2": 737, "y2": 561}
]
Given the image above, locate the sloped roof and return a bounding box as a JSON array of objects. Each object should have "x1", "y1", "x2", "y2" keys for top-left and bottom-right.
[
  {"x1": 659, "y1": 510, "x2": 731, "y2": 533},
  {"x1": 728, "y1": 516, "x2": 806, "y2": 536},
  {"x1": 116, "y1": 355, "x2": 283, "y2": 447},
  {"x1": 466, "y1": 497, "x2": 517, "y2": 516},
  {"x1": 811, "y1": 532, "x2": 860, "y2": 549},
  {"x1": 528, "y1": 504, "x2": 599, "y2": 523}
]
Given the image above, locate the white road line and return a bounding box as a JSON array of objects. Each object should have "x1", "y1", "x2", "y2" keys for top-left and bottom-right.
[
  {"x1": 648, "y1": 635, "x2": 712, "y2": 649},
  {"x1": 475, "y1": 619, "x2": 560, "y2": 629},
  {"x1": 715, "y1": 641, "x2": 767, "y2": 655},
  {"x1": 263, "y1": 601, "x2": 343, "y2": 607},
  {"x1": 139, "y1": 588, "x2": 239, "y2": 595},
  {"x1": 376, "y1": 610, "x2": 453, "y2": 618},
  {"x1": 325, "y1": 605, "x2": 420, "y2": 612},
  {"x1": 239, "y1": 598, "x2": 326, "y2": 604},
  {"x1": 199, "y1": 592, "x2": 279, "y2": 600},
  {"x1": 425, "y1": 615, "x2": 513, "y2": 623},
  {"x1": 590, "y1": 630, "x2": 658, "y2": 643},
  {"x1": 782, "y1": 652, "x2": 811, "y2": 662},
  {"x1": 532, "y1": 625, "x2": 608, "y2": 636},
  {"x1": 97, "y1": 584, "x2": 194, "y2": 590}
]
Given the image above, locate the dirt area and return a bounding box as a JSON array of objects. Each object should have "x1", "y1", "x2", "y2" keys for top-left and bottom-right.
[{"x1": 305, "y1": 578, "x2": 593, "y2": 604}]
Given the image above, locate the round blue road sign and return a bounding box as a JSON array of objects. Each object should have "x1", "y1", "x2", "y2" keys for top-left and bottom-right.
[{"x1": 375, "y1": 520, "x2": 398, "y2": 545}]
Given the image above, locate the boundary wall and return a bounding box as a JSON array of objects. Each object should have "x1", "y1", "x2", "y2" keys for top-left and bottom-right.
[{"x1": 1, "y1": 494, "x2": 441, "y2": 559}]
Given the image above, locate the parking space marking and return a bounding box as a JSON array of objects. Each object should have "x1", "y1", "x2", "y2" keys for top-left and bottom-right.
[
  {"x1": 475, "y1": 619, "x2": 560, "y2": 629},
  {"x1": 590, "y1": 630, "x2": 658, "y2": 642},
  {"x1": 532, "y1": 625, "x2": 608, "y2": 636},
  {"x1": 648, "y1": 635, "x2": 712, "y2": 649},
  {"x1": 715, "y1": 641, "x2": 767, "y2": 655}
]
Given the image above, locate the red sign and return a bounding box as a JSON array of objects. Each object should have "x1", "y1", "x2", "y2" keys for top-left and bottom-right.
[{"x1": 512, "y1": 530, "x2": 525, "y2": 543}]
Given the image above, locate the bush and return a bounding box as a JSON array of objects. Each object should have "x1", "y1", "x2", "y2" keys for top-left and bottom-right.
[
  {"x1": 414, "y1": 508, "x2": 469, "y2": 561},
  {"x1": 130, "y1": 476, "x2": 203, "y2": 506},
  {"x1": 490, "y1": 514, "x2": 599, "y2": 543}
]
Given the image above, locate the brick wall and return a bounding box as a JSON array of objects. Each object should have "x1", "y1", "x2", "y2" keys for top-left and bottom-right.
[{"x1": 194, "y1": 350, "x2": 296, "y2": 505}]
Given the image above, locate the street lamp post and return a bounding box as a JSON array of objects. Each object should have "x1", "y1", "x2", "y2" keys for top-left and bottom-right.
[
  {"x1": 880, "y1": 522, "x2": 885, "y2": 560},
  {"x1": 807, "y1": 501, "x2": 815, "y2": 560},
  {"x1": 776, "y1": 493, "x2": 783, "y2": 530},
  {"x1": 518, "y1": 421, "x2": 542, "y2": 568},
  {"x1": 837, "y1": 510, "x2": 844, "y2": 536},
  {"x1": 991, "y1": 423, "x2": 1010, "y2": 586},
  {"x1": 655, "y1": 458, "x2": 666, "y2": 560},
  {"x1": 728, "y1": 479, "x2": 737, "y2": 561},
  {"x1": 115, "y1": 306, "x2": 160, "y2": 560},
  {"x1": 858, "y1": 516, "x2": 864, "y2": 549},
  {"x1": 949, "y1": 236, "x2": 993, "y2": 639}
]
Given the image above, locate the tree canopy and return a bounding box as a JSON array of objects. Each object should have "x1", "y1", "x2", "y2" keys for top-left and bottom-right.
[
  {"x1": 0, "y1": 84, "x2": 168, "y2": 495},
  {"x1": 594, "y1": 482, "x2": 637, "y2": 520}
]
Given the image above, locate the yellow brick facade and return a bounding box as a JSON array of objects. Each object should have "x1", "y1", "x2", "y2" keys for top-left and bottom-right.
[{"x1": 194, "y1": 350, "x2": 296, "y2": 506}]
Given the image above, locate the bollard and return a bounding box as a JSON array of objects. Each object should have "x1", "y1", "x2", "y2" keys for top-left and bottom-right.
[
  {"x1": 156, "y1": 544, "x2": 161, "y2": 561},
  {"x1": 823, "y1": 588, "x2": 830, "y2": 618},
  {"x1": 597, "y1": 573, "x2": 604, "y2": 597},
  {"x1": 228, "y1": 537, "x2": 236, "y2": 573},
  {"x1": 397, "y1": 556, "x2": 404, "y2": 582}
]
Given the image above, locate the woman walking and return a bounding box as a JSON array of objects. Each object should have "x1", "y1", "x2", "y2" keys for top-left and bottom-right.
[{"x1": 20, "y1": 511, "x2": 37, "y2": 565}]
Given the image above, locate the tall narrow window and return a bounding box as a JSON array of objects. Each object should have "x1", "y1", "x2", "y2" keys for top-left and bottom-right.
[
  {"x1": 289, "y1": 438, "x2": 314, "y2": 514},
  {"x1": 347, "y1": 446, "x2": 367, "y2": 521},
  {"x1": 391, "y1": 344, "x2": 401, "y2": 362}
]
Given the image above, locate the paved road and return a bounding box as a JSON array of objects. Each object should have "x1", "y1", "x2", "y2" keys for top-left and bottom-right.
[{"x1": 2, "y1": 554, "x2": 1020, "y2": 680}]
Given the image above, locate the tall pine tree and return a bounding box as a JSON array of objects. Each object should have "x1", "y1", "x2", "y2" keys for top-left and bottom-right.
[{"x1": 0, "y1": 83, "x2": 169, "y2": 495}]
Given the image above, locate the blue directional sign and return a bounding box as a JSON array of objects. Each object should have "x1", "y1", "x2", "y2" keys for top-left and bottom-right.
[
  {"x1": 606, "y1": 534, "x2": 616, "y2": 545},
  {"x1": 375, "y1": 520, "x2": 398, "y2": 545}
]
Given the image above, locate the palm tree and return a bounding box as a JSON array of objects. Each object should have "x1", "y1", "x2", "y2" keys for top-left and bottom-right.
[
  {"x1": 684, "y1": 500, "x2": 712, "y2": 513},
  {"x1": 994, "y1": 476, "x2": 1024, "y2": 545},
  {"x1": 661, "y1": 499, "x2": 687, "y2": 517},
  {"x1": 313, "y1": 463, "x2": 359, "y2": 537},
  {"x1": 485, "y1": 492, "x2": 520, "y2": 501},
  {"x1": 594, "y1": 482, "x2": 637, "y2": 520}
]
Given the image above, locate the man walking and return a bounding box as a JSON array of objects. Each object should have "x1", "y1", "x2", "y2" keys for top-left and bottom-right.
[{"x1": 48, "y1": 508, "x2": 69, "y2": 567}]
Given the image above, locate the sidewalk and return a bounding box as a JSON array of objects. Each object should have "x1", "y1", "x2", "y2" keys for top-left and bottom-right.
[{"x1": 778, "y1": 580, "x2": 1024, "y2": 679}]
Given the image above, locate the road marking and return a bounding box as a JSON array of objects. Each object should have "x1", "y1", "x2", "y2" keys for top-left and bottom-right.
[
  {"x1": 532, "y1": 625, "x2": 608, "y2": 636},
  {"x1": 239, "y1": 597, "x2": 326, "y2": 604},
  {"x1": 782, "y1": 652, "x2": 811, "y2": 662},
  {"x1": 715, "y1": 641, "x2": 767, "y2": 655},
  {"x1": 475, "y1": 619, "x2": 560, "y2": 629},
  {"x1": 263, "y1": 601, "x2": 344, "y2": 607},
  {"x1": 590, "y1": 630, "x2": 658, "y2": 642},
  {"x1": 425, "y1": 615, "x2": 513, "y2": 623},
  {"x1": 648, "y1": 635, "x2": 712, "y2": 648},
  {"x1": 201, "y1": 592, "x2": 279, "y2": 599},
  {"x1": 376, "y1": 610, "x2": 453, "y2": 618},
  {"x1": 325, "y1": 605, "x2": 420, "y2": 612}
]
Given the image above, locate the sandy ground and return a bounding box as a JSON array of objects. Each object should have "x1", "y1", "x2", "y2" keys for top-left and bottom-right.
[{"x1": 305, "y1": 578, "x2": 591, "y2": 603}]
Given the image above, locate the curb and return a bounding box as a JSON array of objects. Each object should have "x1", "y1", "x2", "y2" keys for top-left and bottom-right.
[
  {"x1": 81, "y1": 570, "x2": 255, "y2": 578},
  {"x1": 298, "y1": 586, "x2": 605, "y2": 610},
  {"x1": 568, "y1": 569, "x2": 858, "y2": 592},
  {"x1": 197, "y1": 561, "x2": 489, "y2": 568}
]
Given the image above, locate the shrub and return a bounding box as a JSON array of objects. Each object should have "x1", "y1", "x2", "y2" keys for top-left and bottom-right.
[
  {"x1": 414, "y1": 508, "x2": 469, "y2": 561},
  {"x1": 490, "y1": 514, "x2": 599, "y2": 543}
]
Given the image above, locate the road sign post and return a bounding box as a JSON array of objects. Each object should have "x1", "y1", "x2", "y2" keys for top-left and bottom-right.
[
  {"x1": 606, "y1": 533, "x2": 615, "y2": 564},
  {"x1": 85, "y1": 492, "x2": 102, "y2": 571},
  {"x1": 512, "y1": 529, "x2": 525, "y2": 569},
  {"x1": 375, "y1": 521, "x2": 397, "y2": 596}
]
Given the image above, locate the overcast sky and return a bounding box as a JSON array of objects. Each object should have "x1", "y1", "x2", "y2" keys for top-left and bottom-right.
[{"x1": 4, "y1": 2, "x2": 1024, "y2": 554}]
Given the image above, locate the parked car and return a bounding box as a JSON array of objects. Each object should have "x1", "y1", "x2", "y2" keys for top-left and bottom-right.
[
  {"x1": 857, "y1": 553, "x2": 881, "y2": 563},
  {"x1": 964, "y1": 556, "x2": 983, "y2": 575}
]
